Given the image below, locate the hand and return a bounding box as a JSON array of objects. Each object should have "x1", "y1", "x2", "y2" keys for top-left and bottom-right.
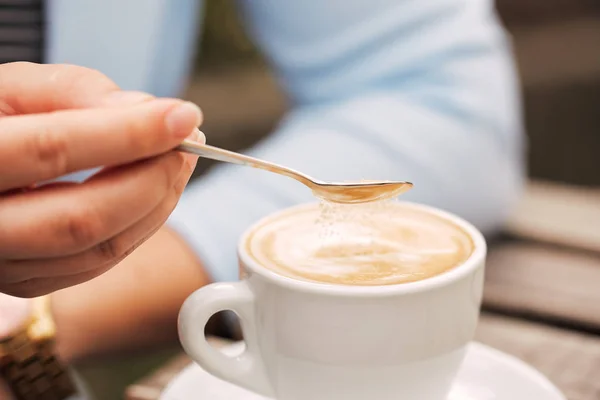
[{"x1": 0, "y1": 62, "x2": 204, "y2": 297}]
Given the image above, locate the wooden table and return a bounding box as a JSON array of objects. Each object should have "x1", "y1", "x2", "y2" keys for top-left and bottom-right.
[{"x1": 126, "y1": 181, "x2": 600, "y2": 400}]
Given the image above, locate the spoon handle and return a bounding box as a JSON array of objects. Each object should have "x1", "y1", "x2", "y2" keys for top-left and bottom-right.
[
  {"x1": 177, "y1": 139, "x2": 252, "y2": 167},
  {"x1": 176, "y1": 139, "x2": 313, "y2": 186}
]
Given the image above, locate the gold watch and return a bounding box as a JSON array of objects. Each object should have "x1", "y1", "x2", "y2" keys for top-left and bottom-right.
[{"x1": 0, "y1": 295, "x2": 77, "y2": 400}]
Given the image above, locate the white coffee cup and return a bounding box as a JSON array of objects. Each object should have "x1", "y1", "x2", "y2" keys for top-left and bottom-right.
[{"x1": 178, "y1": 202, "x2": 486, "y2": 400}]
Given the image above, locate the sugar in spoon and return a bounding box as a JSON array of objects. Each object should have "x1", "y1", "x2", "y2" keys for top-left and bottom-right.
[{"x1": 177, "y1": 138, "x2": 412, "y2": 204}]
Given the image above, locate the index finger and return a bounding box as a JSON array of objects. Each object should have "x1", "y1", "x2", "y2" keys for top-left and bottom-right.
[
  {"x1": 0, "y1": 99, "x2": 203, "y2": 191},
  {"x1": 0, "y1": 62, "x2": 123, "y2": 115}
]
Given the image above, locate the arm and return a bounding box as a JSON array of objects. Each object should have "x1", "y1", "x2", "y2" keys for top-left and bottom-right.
[{"x1": 52, "y1": 227, "x2": 210, "y2": 362}]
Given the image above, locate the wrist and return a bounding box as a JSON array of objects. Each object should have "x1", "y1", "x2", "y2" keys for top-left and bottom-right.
[
  {"x1": 0, "y1": 293, "x2": 31, "y2": 339},
  {"x1": 0, "y1": 293, "x2": 78, "y2": 399},
  {"x1": 50, "y1": 290, "x2": 82, "y2": 364}
]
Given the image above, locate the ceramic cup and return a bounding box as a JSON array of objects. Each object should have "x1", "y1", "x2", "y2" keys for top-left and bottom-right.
[{"x1": 178, "y1": 202, "x2": 486, "y2": 400}]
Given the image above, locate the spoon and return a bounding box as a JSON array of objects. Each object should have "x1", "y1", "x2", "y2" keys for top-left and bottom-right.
[{"x1": 176, "y1": 138, "x2": 413, "y2": 204}]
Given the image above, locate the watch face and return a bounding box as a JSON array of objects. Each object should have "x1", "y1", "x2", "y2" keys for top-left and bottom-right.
[{"x1": 0, "y1": 293, "x2": 32, "y2": 339}]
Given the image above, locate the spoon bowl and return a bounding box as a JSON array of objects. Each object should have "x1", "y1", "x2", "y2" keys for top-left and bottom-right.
[
  {"x1": 311, "y1": 180, "x2": 412, "y2": 204},
  {"x1": 177, "y1": 138, "x2": 412, "y2": 204}
]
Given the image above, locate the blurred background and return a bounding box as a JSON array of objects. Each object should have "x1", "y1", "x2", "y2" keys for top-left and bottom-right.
[{"x1": 187, "y1": 0, "x2": 600, "y2": 186}]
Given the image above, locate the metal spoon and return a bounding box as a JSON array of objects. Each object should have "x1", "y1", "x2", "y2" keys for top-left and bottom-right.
[{"x1": 177, "y1": 138, "x2": 413, "y2": 204}]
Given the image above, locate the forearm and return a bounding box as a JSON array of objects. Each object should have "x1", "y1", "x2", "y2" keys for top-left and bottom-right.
[{"x1": 51, "y1": 226, "x2": 210, "y2": 363}]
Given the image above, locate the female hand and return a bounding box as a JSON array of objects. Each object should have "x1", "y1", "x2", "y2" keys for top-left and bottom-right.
[{"x1": 0, "y1": 62, "x2": 204, "y2": 297}]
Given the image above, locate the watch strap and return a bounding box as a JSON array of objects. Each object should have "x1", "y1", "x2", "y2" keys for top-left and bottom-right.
[{"x1": 1, "y1": 331, "x2": 76, "y2": 400}]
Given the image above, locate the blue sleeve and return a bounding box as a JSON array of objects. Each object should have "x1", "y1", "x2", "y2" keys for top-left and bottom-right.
[
  {"x1": 47, "y1": 0, "x2": 202, "y2": 98},
  {"x1": 168, "y1": 0, "x2": 526, "y2": 282},
  {"x1": 45, "y1": 0, "x2": 203, "y2": 182}
]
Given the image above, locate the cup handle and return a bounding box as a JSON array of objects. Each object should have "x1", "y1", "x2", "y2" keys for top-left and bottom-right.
[{"x1": 178, "y1": 281, "x2": 273, "y2": 397}]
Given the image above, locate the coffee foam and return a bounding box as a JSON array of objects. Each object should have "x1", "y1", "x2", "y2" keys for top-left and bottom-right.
[{"x1": 246, "y1": 202, "x2": 474, "y2": 286}]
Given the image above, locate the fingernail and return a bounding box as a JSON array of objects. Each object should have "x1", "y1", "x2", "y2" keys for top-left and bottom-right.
[
  {"x1": 188, "y1": 128, "x2": 206, "y2": 144},
  {"x1": 165, "y1": 102, "x2": 203, "y2": 138},
  {"x1": 182, "y1": 129, "x2": 205, "y2": 168},
  {"x1": 102, "y1": 91, "x2": 154, "y2": 106}
]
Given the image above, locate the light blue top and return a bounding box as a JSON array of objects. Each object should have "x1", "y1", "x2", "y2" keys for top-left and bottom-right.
[{"x1": 48, "y1": 0, "x2": 525, "y2": 283}]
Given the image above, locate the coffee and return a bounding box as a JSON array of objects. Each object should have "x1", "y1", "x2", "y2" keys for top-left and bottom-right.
[{"x1": 246, "y1": 202, "x2": 474, "y2": 286}]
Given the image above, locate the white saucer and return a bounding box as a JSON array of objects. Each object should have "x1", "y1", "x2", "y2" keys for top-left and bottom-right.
[{"x1": 160, "y1": 342, "x2": 566, "y2": 400}]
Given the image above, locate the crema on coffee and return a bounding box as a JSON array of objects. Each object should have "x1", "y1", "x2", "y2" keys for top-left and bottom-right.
[{"x1": 246, "y1": 202, "x2": 474, "y2": 286}]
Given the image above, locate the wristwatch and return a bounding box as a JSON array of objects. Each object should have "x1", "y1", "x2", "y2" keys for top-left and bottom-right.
[{"x1": 0, "y1": 293, "x2": 77, "y2": 400}]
